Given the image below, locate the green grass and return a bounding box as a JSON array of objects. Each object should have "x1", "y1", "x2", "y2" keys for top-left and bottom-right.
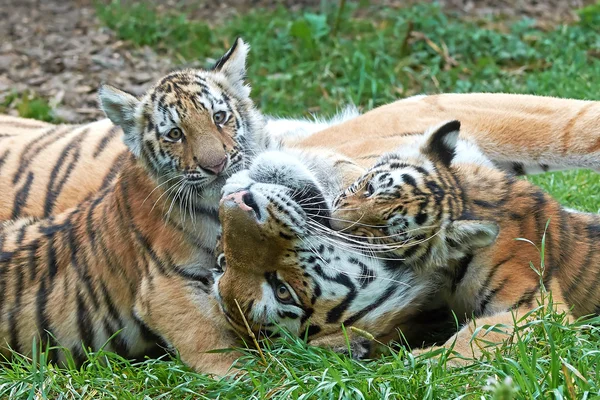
[
  {"x1": 4, "y1": 1, "x2": 600, "y2": 398},
  {"x1": 1, "y1": 91, "x2": 61, "y2": 123}
]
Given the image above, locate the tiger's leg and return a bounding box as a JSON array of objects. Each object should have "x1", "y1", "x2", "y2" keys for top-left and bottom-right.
[
  {"x1": 414, "y1": 297, "x2": 572, "y2": 365},
  {"x1": 135, "y1": 274, "x2": 242, "y2": 376}
]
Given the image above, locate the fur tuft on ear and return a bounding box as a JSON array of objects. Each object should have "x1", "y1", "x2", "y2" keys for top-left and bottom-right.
[
  {"x1": 212, "y1": 38, "x2": 250, "y2": 97},
  {"x1": 447, "y1": 220, "x2": 499, "y2": 251},
  {"x1": 422, "y1": 120, "x2": 461, "y2": 166},
  {"x1": 98, "y1": 84, "x2": 142, "y2": 156}
]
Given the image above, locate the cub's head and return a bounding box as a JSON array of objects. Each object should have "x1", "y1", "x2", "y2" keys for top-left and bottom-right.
[
  {"x1": 98, "y1": 38, "x2": 263, "y2": 192},
  {"x1": 331, "y1": 121, "x2": 499, "y2": 269},
  {"x1": 212, "y1": 151, "x2": 423, "y2": 345}
]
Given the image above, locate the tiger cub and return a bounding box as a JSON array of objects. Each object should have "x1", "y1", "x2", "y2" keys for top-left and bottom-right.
[
  {"x1": 0, "y1": 38, "x2": 265, "y2": 375},
  {"x1": 331, "y1": 120, "x2": 600, "y2": 360}
]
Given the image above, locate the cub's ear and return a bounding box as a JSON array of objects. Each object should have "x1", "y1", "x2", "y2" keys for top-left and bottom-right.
[
  {"x1": 212, "y1": 37, "x2": 250, "y2": 97},
  {"x1": 447, "y1": 220, "x2": 499, "y2": 250},
  {"x1": 422, "y1": 120, "x2": 461, "y2": 166},
  {"x1": 98, "y1": 84, "x2": 141, "y2": 157}
]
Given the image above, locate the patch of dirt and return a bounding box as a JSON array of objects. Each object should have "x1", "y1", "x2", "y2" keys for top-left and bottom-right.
[
  {"x1": 0, "y1": 0, "x2": 593, "y2": 123},
  {"x1": 0, "y1": 0, "x2": 175, "y2": 122}
]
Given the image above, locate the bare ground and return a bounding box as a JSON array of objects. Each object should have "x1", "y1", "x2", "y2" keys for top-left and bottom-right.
[{"x1": 0, "y1": 0, "x2": 592, "y2": 123}]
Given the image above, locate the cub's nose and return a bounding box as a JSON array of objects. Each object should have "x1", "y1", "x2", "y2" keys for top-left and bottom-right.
[{"x1": 203, "y1": 157, "x2": 228, "y2": 175}]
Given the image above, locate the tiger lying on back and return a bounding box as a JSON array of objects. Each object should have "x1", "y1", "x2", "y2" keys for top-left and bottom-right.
[
  {"x1": 214, "y1": 120, "x2": 599, "y2": 362},
  {"x1": 0, "y1": 38, "x2": 270, "y2": 375},
  {"x1": 331, "y1": 120, "x2": 600, "y2": 359}
]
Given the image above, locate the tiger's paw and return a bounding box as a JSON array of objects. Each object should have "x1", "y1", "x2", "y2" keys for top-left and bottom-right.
[{"x1": 310, "y1": 334, "x2": 373, "y2": 361}]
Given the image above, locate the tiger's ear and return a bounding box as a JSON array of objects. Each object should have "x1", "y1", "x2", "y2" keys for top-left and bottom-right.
[
  {"x1": 422, "y1": 120, "x2": 461, "y2": 166},
  {"x1": 212, "y1": 37, "x2": 250, "y2": 97},
  {"x1": 447, "y1": 220, "x2": 499, "y2": 250},
  {"x1": 98, "y1": 84, "x2": 141, "y2": 157}
]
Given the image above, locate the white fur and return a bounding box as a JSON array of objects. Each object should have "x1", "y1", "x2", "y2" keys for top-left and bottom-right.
[{"x1": 265, "y1": 105, "x2": 360, "y2": 143}]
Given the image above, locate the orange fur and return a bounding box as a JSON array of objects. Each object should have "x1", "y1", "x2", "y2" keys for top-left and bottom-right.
[{"x1": 331, "y1": 121, "x2": 600, "y2": 362}]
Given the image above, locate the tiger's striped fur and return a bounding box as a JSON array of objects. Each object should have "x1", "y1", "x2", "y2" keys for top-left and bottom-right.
[
  {"x1": 0, "y1": 38, "x2": 268, "y2": 375},
  {"x1": 3, "y1": 93, "x2": 600, "y2": 224},
  {"x1": 213, "y1": 108, "x2": 600, "y2": 360},
  {"x1": 331, "y1": 120, "x2": 600, "y2": 360}
]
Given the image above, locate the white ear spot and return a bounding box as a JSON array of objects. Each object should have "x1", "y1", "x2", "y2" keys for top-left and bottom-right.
[{"x1": 98, "y1": 84, "x2": 141, "y2": 156}]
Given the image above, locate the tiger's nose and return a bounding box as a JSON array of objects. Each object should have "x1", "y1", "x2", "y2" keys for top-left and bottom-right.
[{"x1": 203, "y1": 157, "x2": 228, "y2": 175}]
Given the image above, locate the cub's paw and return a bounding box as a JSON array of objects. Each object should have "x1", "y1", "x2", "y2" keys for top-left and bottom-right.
[
  {"x1": 310, "y1": 334, "x2": 373, "y2": 361},
  {"x1": 333, "y1": 337, "x2": 373, "y2": 360}
]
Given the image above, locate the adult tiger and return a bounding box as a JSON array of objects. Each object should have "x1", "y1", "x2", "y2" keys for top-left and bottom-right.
[
  {"x1": 214, "y1": 102, "x2": 600, "y2": 356},
  {"x1": 2, "y1": 92, "x2": 600, "y2": 222},
  {"x1": 0, "y1": 38, "x2": 269, "y2": 375}
]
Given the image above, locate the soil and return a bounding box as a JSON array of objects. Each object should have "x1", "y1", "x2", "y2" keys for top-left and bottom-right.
[{"x1": 0, "y1": 0, "x2": 593, "y2": 123}]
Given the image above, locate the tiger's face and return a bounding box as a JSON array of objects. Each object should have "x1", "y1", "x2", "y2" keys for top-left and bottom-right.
[
  {"x1": 331, "y1": 121, "x2": 499, "y2": 270},
  {"x1": 213, "y1": 151, "x2": 427, "y2": 342},
  {"x1": 98, "y1": 38, "x2": 264, "y2": 197}
]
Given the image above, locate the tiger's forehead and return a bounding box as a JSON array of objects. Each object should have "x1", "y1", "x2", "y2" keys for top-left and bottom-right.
[{"x1": 146, "y1": 70, "x2": 230, "y2": 114}]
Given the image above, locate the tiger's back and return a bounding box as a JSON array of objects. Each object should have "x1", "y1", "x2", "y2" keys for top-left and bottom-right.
[{"x1": 0, "y1": 115, "x2": 126, "y2": 220}]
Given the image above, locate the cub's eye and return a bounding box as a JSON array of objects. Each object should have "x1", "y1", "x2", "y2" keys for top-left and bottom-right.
[
  {"x1": 365, "y1": 181, "x2": 375, "y2": 197},
  {"x1": 213, "y1": 111, "x2": 227, "y2": 125},
  {"x1": 275, "y1": 284, "x2": 293, "y2": 303},
  {"x1": 166, "y1": 128, "x2": 183, "y2": 142}
]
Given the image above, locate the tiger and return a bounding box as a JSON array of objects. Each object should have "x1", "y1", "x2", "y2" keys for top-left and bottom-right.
[
  {"x1": 3, "y1": 92, "x2": 600, "y2": 224},
  {"x1": 3, "y1": 71, "x2": 600, "y2": 369},
  {"x1": 328, "y1": 119, "x2": 600, "y2": 361},
  {"x1": 0, "y1": 38, "x2": 272, "y2": 376},
  {"x1": 212, "y1": 99, "x2": 600, "y2": 360}
]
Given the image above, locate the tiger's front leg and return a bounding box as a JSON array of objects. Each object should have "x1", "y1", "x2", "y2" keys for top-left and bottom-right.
[
  {"x1": 134, "y1": 273, "x2": 242, "y2": 376},
  {"x1": 413, "y1": 300, "x2": 572, "y2": 365}
]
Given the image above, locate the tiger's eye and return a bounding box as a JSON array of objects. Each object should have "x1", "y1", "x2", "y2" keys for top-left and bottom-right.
[
  {"x1": 275, "y1": 284, "x2": 292, "y2": 302},
  {"x1": 166, "y1": 128, "x2": 183, "y2": 141},
  {"x1": 365, "y1": 181, "x2": 375, "y2": 196},
  {"x1": 213, "y1": 111, "x2": 227, "y2": 124}
]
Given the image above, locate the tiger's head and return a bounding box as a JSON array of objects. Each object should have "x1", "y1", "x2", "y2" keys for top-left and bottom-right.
[
  {"x1": 331, "y1": 120, "x2": 499, "y2": 270},
  {"x1": 212, "y1": 150, "x2": 427, "y2": 345},
  {"x1": 98, "y1": 38, "x2": 264, "y2": 197}
]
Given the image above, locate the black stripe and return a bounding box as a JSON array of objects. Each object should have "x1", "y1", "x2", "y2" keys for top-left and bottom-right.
[
  {"x1": 36, "y1": 279, "x2": 57, "y2": 362},
  {"x1": 12, "y1": 171, "x2": 34, "y2": 218},
  {"x1": 451, "y1": 254, "x2": 473, "y2": 293},
  {"x1": 348, "y1": 257, "x2": 375, "y2": 288},
  {"x1": 8, "y1": 266, "x2": 24, "y2": 354},
  {"x1": 476, "y1": 278, "x2": 509, "y2": 317},
  {"x1": 43, "y1": 128, "x2": 90, "y2": 217},
  {"x1": 512, "y1": 162, "x2": 526, "y2": 176},
  {"x1": 343, "y1": 284, "x2": 398, "y2": 326},
  {"x1": 513, "y1": 286, "x2": 540, "y2": 309},
  {"x1": 13, "y1": 126, "x2": 70, "y2": 185},
  {"x1": 325, "y1": 273, "x2": 357, "y2": 323},
  {"x1": 132, "y1": 312, "x2": 162, "y2": 343},
  {"x1": 46, "y1": 235, "x2": 58, "y2": 280},
  {"x1": 67, "y1": 214, "x2": 100, "y2": 309},
  {"x1": 99, "y1": 152, "x2": 128, "y2": 192},
  {"x1": 93, "y1": 126, "x2": 120, "y2": 158},
  {"x1": 76, "y1": 291, "x2": 94, "y2": 357},
  {"x1": 0, "y1": 149, "x2": 10, "y2": 172}
]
